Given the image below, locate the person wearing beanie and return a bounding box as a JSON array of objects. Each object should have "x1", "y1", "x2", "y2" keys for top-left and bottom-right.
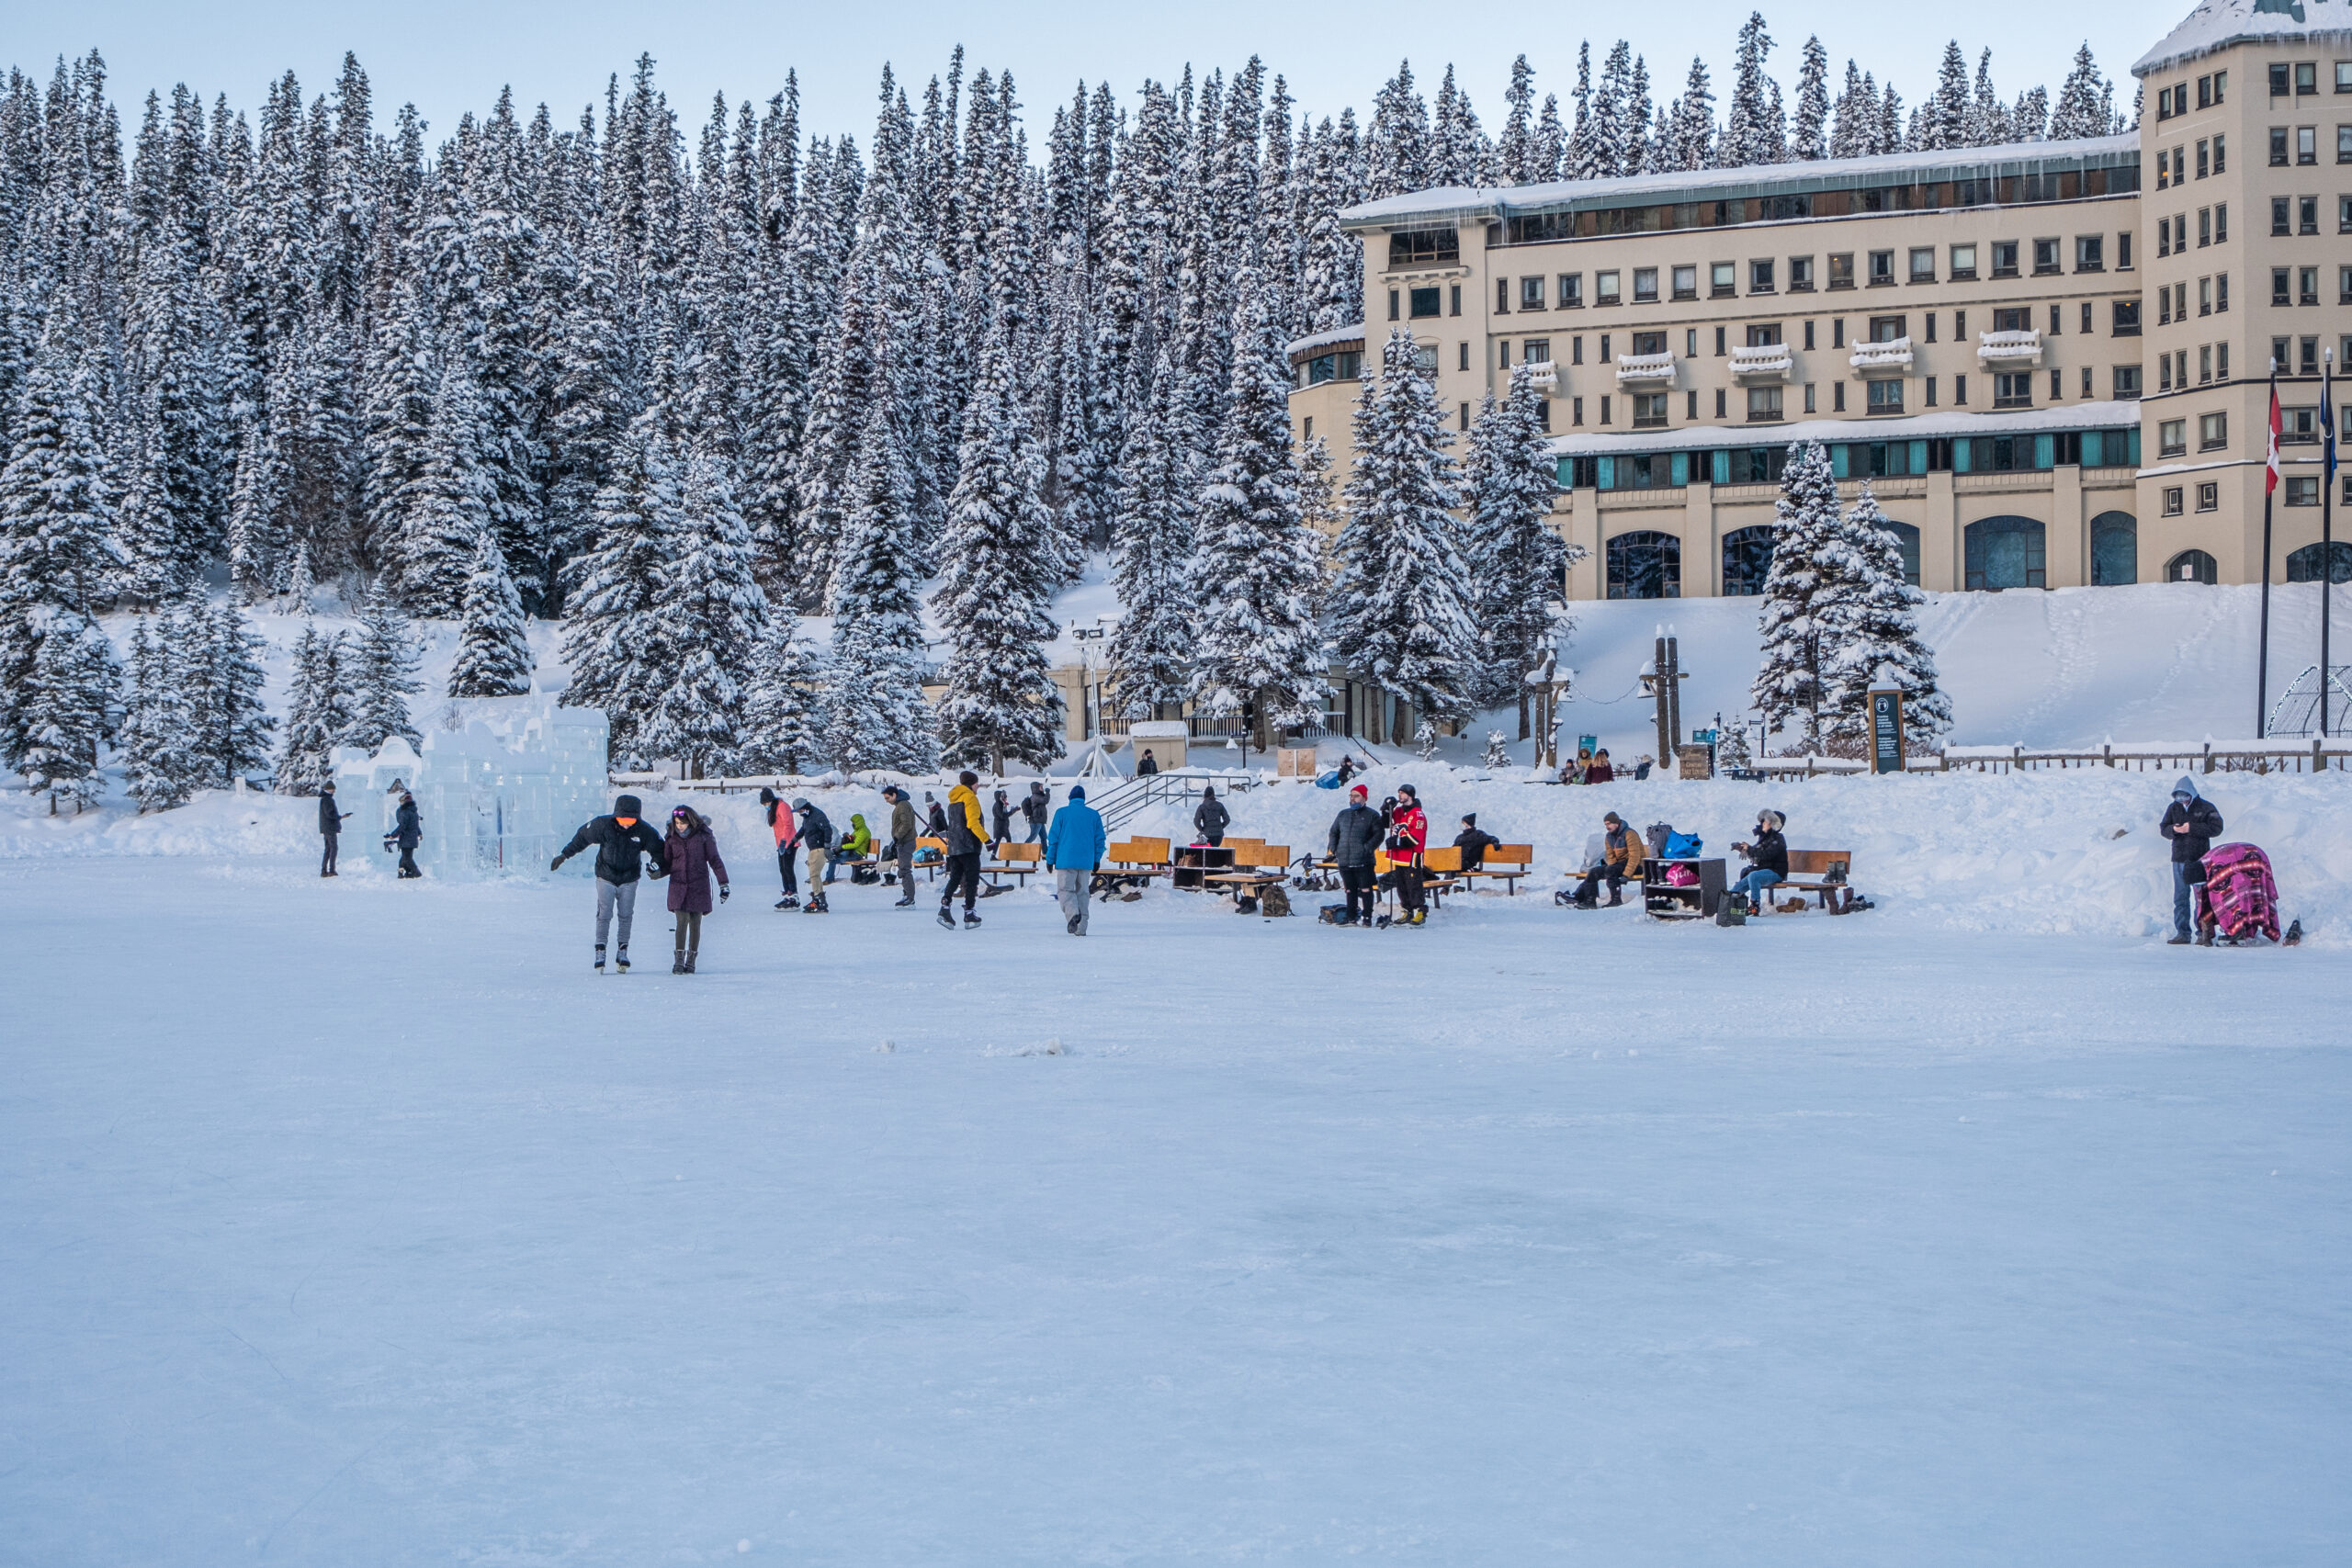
[
  {"x1": 1388, "y1": 784, "x2": 1430, "y2": 925},
  {"x1": 551, "y1": 794, "x2": 671, "y2": 971},
  {"x1": 882, "y1": 785, "x2": 921, "y2": 906},
  {"x1": 2159, "y1": 775, "x2": 2224, "y2": 944},
  {"x1": 1046, "y1": 784, "x2": 1108, "y2": 934},
  {"x1": 317, "y1": 780, "x2": 350, "y2": 876},
  {"x1": 790, "y1": 797, "x2": 835, "y2": 912},
  {"x1": 939, "y1": 771, "x2": 988, "y2": 928},
  {"x1": 1568, "y1": 810, "x2": 1644, "y2": 908},
  {"x1": 1453, "y1": 812, "x2": 1500, "y2": 872},
  {"x1": 1326, "y1": 783, "x2": 1384, "y2": 926}
]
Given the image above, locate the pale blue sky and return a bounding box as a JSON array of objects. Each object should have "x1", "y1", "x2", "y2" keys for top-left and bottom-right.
[{"x1": 22, "y1": 0, "x2": 2159, "y2": 151}]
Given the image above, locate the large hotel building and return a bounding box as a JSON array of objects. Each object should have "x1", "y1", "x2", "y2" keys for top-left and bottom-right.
[{"x1": 1289, "y1": 0, "x2": 2352, "y2": 600}]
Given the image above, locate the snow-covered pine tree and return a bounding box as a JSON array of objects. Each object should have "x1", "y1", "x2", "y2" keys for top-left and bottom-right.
[
  {"x1": 821, "y1": 400, "x2": 935, "y2": 774},
  {"x1": 447, "y1": 530, "x2": 535, "y2": 699},
  {"x1": 1668, "y1": 60, "x2": 1716, "y2": 174},
  {"x1": 641, "y1": 446, "x2": 769, "y2": 775},
  {"x1": 560, "y1": 414, "x2": 681, "y2": 763},
  {"x1": 741, "y1": 618, "x2": 826, "y2": 775},
  {"x1": 1820, "y1": 482, "x2": 1953, "y2": 747},
  {"x1": 1921, "y1": 41, "x2": 1970, "y2": 152},
  {"x1": 1190, "y1": 279, "x2": 1329, "y2": 750},
  {"x1": 2050, "y1": 45, "x2": 2116, "y2": 141},
  {"x1": 187, "y1": 596, "x2": 277, "y2": 786},
  {"x1": 1482, "y1": 730, "x2": 1510, "y2": 769},
  {"x1": 1333, "y1": 329, "x2": 1477, "y2": 744},
  {"x1": 1462, "y1": 367, "x2": 1571, "y2": 732},
  {"x1": 17, "y1": 611, "x2": 117, "y2": 812},
  {"x1": 933, "y1": 319, "x2": 1065, "y2": 773},
  {"x1": 1721, "y1": 13, "x2": 1777, "y2": 169},
  {"x1": 1750, "y1": 439, "x2": 1845, "y2": 751},
  {"x1": 1108, "y1": 352, "x2": 1197, "y2": 721},
  {"x1": 277, "y1": 619, "x2": 355, "y2": 793},
  {"x1": 1498, "y1": 57, "x2": 1537, "y2": 185},
  {"x1": 225, "y1": 417, "x2": 289, "y2": 602},
  {"x1": 1792, "y1": 38, "x2": 1830, "y2": 160},
  {"x1": 121, "y1": 614, "x2": 198, "y2": 811},
  {"x1": 396, "y1": 362, "x2": 495, "y2": 620},
  {"x1": 1414, "y1": 717, "x2": 1440, "y2": 761},
  {"x1": 346, "y1": 585, "x2": 423, "y2": 752}
]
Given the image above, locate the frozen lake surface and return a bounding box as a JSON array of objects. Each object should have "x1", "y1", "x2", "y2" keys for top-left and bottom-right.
[{"x1": 2, "y1": 854, "x2": 2345, "y2": 1564}]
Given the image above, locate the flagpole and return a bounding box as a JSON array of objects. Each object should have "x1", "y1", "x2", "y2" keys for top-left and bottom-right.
[
  {"x1": 2324, "y1": 349, "x2": 2336, "y2": 739},
  {"x1": 2258, "y1": 365, "x2": 2278, "y2": 737}
]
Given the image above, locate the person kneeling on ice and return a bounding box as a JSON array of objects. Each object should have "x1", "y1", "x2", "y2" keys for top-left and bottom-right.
[
  {"x1": 2159, "y1": 775, "x2": 2224, "y2": 945},
  {"x1": 552, "y1": 794, "x2": 670, "y2": 973},
  {"x1": 1729, "y1": 810, "x2": 1790, "y2": 911},
  {"x1": 939, "y1": 772, "x2": 988, "y2": 929},
  {"x1": 1326, "y1": 784, "x2": 1383, "y2": 926},
  {"x1": 1046, "y1": 784, "x2": 1107, "y2": 935},
  {"x1": 1568, "y1": 811, "x2": 1645, "y2": 908},
  {"x1": 663, "y1": 806, "x2": 729, "y2": 974}
]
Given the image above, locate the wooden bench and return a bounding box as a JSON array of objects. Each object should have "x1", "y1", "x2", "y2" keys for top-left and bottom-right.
[
  {"x1": 981, "y1": 841, "x2": 1043, "y2": 888},
  {"x1": 1202, "y1": 843, "x2": 1292, "y2": 896},
  {"x1": 1103, "y1": 836, "x2": 1172, "y2": 889},
  {"x1": 1455, "y1": 842, "x2": 1534, "y2": 895},
  {"x1": 907, "y1": 835, "x2": 947, "y2": 884},
  {"x1": 1764, "y1": 849, "x2": 1857, "y2": 913}
]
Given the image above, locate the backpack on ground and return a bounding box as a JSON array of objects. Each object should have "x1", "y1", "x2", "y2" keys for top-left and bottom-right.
[
  {"x1": 1318, "y1": 902, "x2": 1347, "y2": 923},
  {"x1": 1260, "y1": 883, "x2": 1292, "y2": 918}
]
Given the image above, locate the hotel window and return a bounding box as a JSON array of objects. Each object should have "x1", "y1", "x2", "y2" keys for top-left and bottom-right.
[
  {"x1": 1834, "y1": 382, "x2": 1847, "y2": 412},
  {"x1": 1632, "y1": 391, "x2": 1669, "y2": 429},
  {"x1": 1630, "y1": 331, "x2": 1666, "y2": 355},
  {"x1": 2299, "y1": 62, "x2": 2319, "y2": 95},
  {"x1": 2197, "y1": 481, "x2": 2219, "y2": 512},
  {"x1": 1522, "y1": 338, "x2": 1552, "y2": 365},
  {"x1": 2343, "y1": 265, "x2": 2352, "y2": 303},
  {"x1": 1451, "y1": 285, "x2": 1463, "y2": 316},
  {"x1": 2198, "y1": 207, "x2": 2211, "y2": 244},
  {"x1": 2032, "y1": 238, "x2": 2062, "y2": 275},
  {"x1": 1414, "y1": 343, "x2": 1440, "y2": 372},
  {"x1": 2288, "y1": 475, "x2": 2322, "y2": 506},
  {"x1": 1803, "y1": 320, "x2": 1816, "y2": 350},
  {"x1": 1926, "y1": 375, "x2": 1939, "y2": 406},
  {"x1": 1633, "y1": 267, "x2": 1659, "y2": 303},
  {"x1": 2275, "y1": 266, "x2": 2293, "y2": 305},
  {"x1": 1571, "y1": 336, "x2": 1584, "y2": 364},
  {"x1": 2162, "y1": 486, "x2": 2184, "y2": 516},
  {"x1": 1955, "y1": 310, "x2": 1966, "y2": 337},
  {"x1": 1925, "y1": 313, "x2": 1938, "y2": 344},
  {"x1": 2340, "y1": 62, "x2": 2352, "y2": 92},
  {"x1": 1991, "y1": 240, "x2": 2019, "y2": 277},
  {"x1": 2303, "y1": 195, "x2": 2322, "y2": 233},
  {"x1": 2341, "y1": 125, "x2": 2352, "y2": 162},
  {"x1": 1460, "y1": 402, "x2": 1471, "y2": 431},
  {"x1": 2082, "y1": 367, "x2": 2096, "y2": 397},
  {"x1": 2301, "y1": 126, "x2": 2319, "y2": 164},
  {"x1": 2159, "y1": 419, "x2": 2187, "y2": 457},
  {"x1": 1497, "y1": 279, "x2": 1511, "y2": 313},
  {"x1": 1827, "y1": 253, "x2": 1856, "y2": 289},
  {"x1": 1462, "y1": 342, "x2": 1472, "y2": 371},
  {"x1": 1572, "y1": 397, "x2": 1584, "y2": 424},
  {"x1": 1709, "y1": 389, "x2": 1721, "y2": 418},
  {"x1": 1833, "y1": 317, "x2": 1846, "y2": 347},
  {"x1": 2272, "y1": 127, "x2": 2290, "y2": 165},
  {"x1": 2219, "y1": 343, "x2": 2230, "y2": 378},
  {"x1": 2214, "y1": 135, "x2": 2227, "y2": 174},
  {"x1": 1866, "y1": 378, "x2": 1904, "y2": 414},
  {"x1": 1671, "y1": 264, "x2": 1698, "y2": 300},
  {"x1": 1994, "y1": 371, "x2": 2033, "y2": 409},
  {"x1": 2158, "y1": 217, "x2": 2174, "y2": 256},
  {"x1": 1521, "y1": 276, "x2": 1546, "y2": 310},
  {"x1": 1869, "y1": 315, "x2": 1905, "y2": 343},
  {"x1": 1788, "y1": 255, "x2": 1815, "y2": 291},
  {"x1": 1387, "y1": 288, "x2": 1400, "y2": 321},
  {"x1": 1868, "y1": 249, "x2": 1895, "y2": 285},
  {"x1": 1408, "y1": 286, "x2": 1442, "y2": 319},
  {"x1": 1955, "y1": 373, "x2": 1969, "y2": 404},
  {"x1": 1804, "y1": 382, "x2": 1817, "y2": 412},
  {"x1": 1596, "y1": 270, "x2": 1622, "y2": 305},
  {"x1": 2345, "y1": 197, "x2": 2352, "y2": 232},
  {"x1": 2050, "y1": 367, "x2": 2064, "y2": 400},
  {"x1": 2216, "y1": 273, "x2": 2229, "y2": 311},
  {"x1": 1750, "y1": 258, "x2": 1776, "y2": 293},
  {"x1": 2303, "y1": 266, "x2": 2323, "y2": 305},
  {"x1": 2283, "y1": 404, "x2": 2321, "y2": 444},
  {"x1": 1949, "y1": 243, "x2": 1977, "y2": 280},
  {"x1": 2273, "y1": 334, "x2": 2291, "y2": 372},
  {"x1": 1711, "y1": 261, "x2": 1736, "y2": 297},
  {"x1": 2303, "y1": 333, "x2": 2323, "y2": 373},
  {"x1": 1600, "y1": 334, "x2": 1611, "y2": 359},
  {"x1": 1747, "y1": 385, "x2": 1784, "y2": 422},
  {"x1": 1907, "y1": 247, "x2": 1935, "y2": 283},
  {"x1": 1558, "y1": 273, "x2": 1583, "y2": 308},
  {"x1": 2274, "y1": 62, "x2": 2291, "y2": 96},
  {"x1": 1387, "y1": 229, "x2": 1461, "y2": 266},
  {"x1": 2199, "y1": 345, "x2": 2213, "y2": 383},
  {"x1": 2199, "y1": 276, "x2": 2213, "y2": 315},
  {"x1": 2199, "y1": 412, "x2": 2229, "y2": 450},
  {"x1": 2274, "y1": 196, "x2": 2292, "y2": 235},
  {"x1": 2114, "y1": 365, "x2": 2141, "y2": 399},
  {"x1": 2197, "y1": 141, "x2": 2210, "y2": 178},
  {"x1": 1690, "y1": 328, "x2": 1702, "y2": 356},
  {"x1": 2050, "y1": 304, "x2": 2064, "y2": 335},
  {"x1": 2075, "y1": 236, "x2": 2104, "y2": 272}
]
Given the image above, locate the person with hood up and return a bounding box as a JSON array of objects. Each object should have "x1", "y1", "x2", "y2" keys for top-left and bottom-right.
[
  {"x1": 384, "y1": 788, "x2": 424, "y2": 877},
  {"x1": 939, "y1": 771, "x2": 988, "y2": 929},
  {"x1": 1730, "y1": 809, "x2": 1790, "y2": 909},
  {"x1": 842, "y1": 813, "x2": 874, "y2": 863},
  {"x1": 663, "y1": 806, "x2": 729, "y2": 973},
  {"x1": 1023, "y1": 782, "x2": 1051, "y2": 844},
  {"x1": 551, "y1": 794, "x2": 670, "y2": 972},
  {"x1": 792, "y1": 798, "x2": 835, "y2": 911},
  {"x1": 1568, "y1": 811, "x2": 1645, "y2": 908},
  {"x1": 1046, "y1": 784, "x2": 1108, "y2": 934},
  {"x1": 2159, "y1": 775, "x2": 2225, "y2": 944},
  {"x1": 990, "y1": 788, "x2": 1015, "y2": 855},
  {"x1": 759, "y1": 787, "x2": 799, "y2": 908},
  {"x1": 1193, "y1": 784, "x2": 1230, "y2": 847},
  {"x1": 883, "y1": 784, "x2": 920, "y2": 906},
  {"x1": 318, "y1": 780, "x2": 350, "y2": 876},
  {"x1": 1327, "y1": 784, "x2": 1384, "y2": 925},
  {"x1": 1136, "y1": 748, "x2": 1159, "y2": 776},
  {"x1": 1453, "y1": 813, "x2": 1499, "y2": 871},
  {"x1": 1388, "y1": 784, "x2": 1430, "y2": 925}
]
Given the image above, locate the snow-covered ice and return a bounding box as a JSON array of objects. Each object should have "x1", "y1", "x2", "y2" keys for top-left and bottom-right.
[{"x1": 3, "y1": 775, "x2": 2347, "y2": 1561}]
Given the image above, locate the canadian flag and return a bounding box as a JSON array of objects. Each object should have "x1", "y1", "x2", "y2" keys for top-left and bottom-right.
[{"x1": 2267, "y1": 387, "x2": 2283, "y2": 494}]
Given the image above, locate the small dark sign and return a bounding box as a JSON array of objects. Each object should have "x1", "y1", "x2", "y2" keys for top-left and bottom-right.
[{"x1": 1870, "y1": 690, "x2": 1905, "y2": 774}]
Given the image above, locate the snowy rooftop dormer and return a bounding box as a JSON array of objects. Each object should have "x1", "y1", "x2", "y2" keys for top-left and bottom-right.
[{"x1": 2137, "y1": 0, "x2": 2352, "y2": 79}]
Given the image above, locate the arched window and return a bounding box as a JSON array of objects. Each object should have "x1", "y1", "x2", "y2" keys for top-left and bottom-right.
[
  {"x1": 1606, "y1": 530, "x2": 1681, "y2": 599},
  {"x1": 1720, "y1": 526, "x2": 1774, "y2": 595},
  {"x1": 2090, "y1": 511, "x2": 2138, "y2": 586},
  {"x1": 2286, "y1": 540, "x2": 2352, "y2": 582},
  {"x1": 1874, "y1": 521, "x2": 1923, "y2": 587},
  {"x1": 2165, "y1": 549, "x2": 2218, "y2": 585},
  {"x1": 1963, "y1": 515, "x2": 2047, "y2": 590}
]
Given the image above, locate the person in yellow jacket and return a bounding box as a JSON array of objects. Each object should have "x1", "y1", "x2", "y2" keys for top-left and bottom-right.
[{"x1": 937, "y1": 771, "x2": 989, "y2": 929}]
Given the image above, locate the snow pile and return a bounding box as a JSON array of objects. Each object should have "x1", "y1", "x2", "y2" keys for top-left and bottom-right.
[{"x1": 0, "y1": 786, "x2": 315, "y2": 861}]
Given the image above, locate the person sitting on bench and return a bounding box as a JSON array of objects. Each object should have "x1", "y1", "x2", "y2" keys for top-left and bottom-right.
[
  {"x1": 1568, "y1": 811, "x2": 1644, "y2": 908},
  {"x1": 1453, "y1": 814, "x2": 1500, "y2": 871},
  {"x1": 1731, "y1": 810, "x2": 1790, "y2": 908}
]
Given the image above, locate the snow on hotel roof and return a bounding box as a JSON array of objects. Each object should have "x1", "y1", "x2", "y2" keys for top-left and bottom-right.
[
  {"x1": 2136, "y1": 0, "x2": 2352, "y2": 79},
  {"x1": 1544, "y1": 400, "x2": 2144, "y2": 459},
  {"x1": 1336, "y1": 134, "x2": 2141, "y2": 235}
]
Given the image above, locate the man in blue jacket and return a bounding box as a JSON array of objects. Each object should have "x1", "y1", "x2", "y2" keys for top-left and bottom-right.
[{"x1": 1046, "y1": 784, "x2": 1108, "y2": 935}]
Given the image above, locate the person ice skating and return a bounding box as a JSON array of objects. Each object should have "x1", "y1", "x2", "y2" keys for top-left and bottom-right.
[
  {"x1": 1730, "y1": 809, "x2": 1790, "y2": 910},
  {"x1": 1388, "y1": 783, "x2": 1430, "y2": 924},
  {"x1": 2159, "y1": 775, "x2": 2224, "y2": 944},
  {"x1": 318, "y1": 781, "x2": 350, "y2": 876},
  {"x1": 989, "y1": 788, "x2": 1014, "y2": 855},
  {"x1": 792, "y1": 798, "x2": 834, "y2": 910},
  {"x1": 663, "y1": 806, "x2": 729, "y2": 973},
  {"x1": 939, "y1": 772, "x2": 987, "y2": 928},
  {"x1": 1136, "y1": 748, "x2": 1159, "y2": 776},
  {"x1": 1193, "y1": 784, "x2": 1229, "y2": 848},
  {"x1": 1327, "y1": 784, "x2": 1384, "y2": 925},
  {"x1": 883, "y1": 784, "x2": 920, "y2": 906},
  {"x1": 551, "y1": 793, "x2": 670, "y2": 972},
  {"x1": 1569, "y1": 811, "x2": 1645, "y2": 908},
  {"x1": 1023, "y1": 782, "x2": 1050, "y2": 845},
  {"x1": 1586, "y1": 749, "x2": 1616, "y2": 784},
  {"x1": 1046, "y1": 784, "x2": 1107, "y2": 934},
  {"x1": 760, "y1": 787, "x2": 799, "y2": 908},
  {"x1": 1453, "y1": 813, "x2": 1499, "y2": 872},
  {"x1": 384, "y1": 789, "x2": 424, "y2": 877}
]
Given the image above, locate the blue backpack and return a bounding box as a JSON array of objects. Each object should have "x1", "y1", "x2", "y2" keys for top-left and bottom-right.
[{"x1": 1662, "y1": 830, "x2": 1703, "y2": 859}]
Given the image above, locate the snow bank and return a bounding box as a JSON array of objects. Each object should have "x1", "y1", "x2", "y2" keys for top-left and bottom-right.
[{"x1": 0, "y1": 787, "x2": 315, "y2": 861}]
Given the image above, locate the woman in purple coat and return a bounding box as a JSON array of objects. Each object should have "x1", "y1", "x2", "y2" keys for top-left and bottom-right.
[{"x1": 664, "y1": 806, "x2": 730, "y2": 974}]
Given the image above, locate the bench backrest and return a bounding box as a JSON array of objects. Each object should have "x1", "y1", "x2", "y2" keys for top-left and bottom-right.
[
  {"x1": 916, "y1": 836, "x2": 947, "y2": 854},
  {"x1": 1235, "y1": 843, "x2": 1290, "y2": 868},
  {"x1": 1225, "y1": 837, "x2": 1266, "y2": 853},
  {"x1": 1109, "y1": 835, "x2": 1170, "y2": 864},
  {"x1": 996, "y1": 842, "x2": 1042, "y2": 864},
  {"x1": 1786, "y1": 849, "x2": 1854, "y2": 876},
  {"x1": 1487, "y1": 843, "x2": 1533, "y2": 868},
  {"x1": 1421, "y1": 845, "x2": 1464, "y2": 874}
]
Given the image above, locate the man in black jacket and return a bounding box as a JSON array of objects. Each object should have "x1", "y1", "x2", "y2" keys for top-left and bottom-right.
[
  {"x1": 1327, "y1": 784, "x2": 1384, "y2": 925},
  {"x1": 318, "y1": 782, "x2": 350, "y2": 876},
  {"x1": 2160, "y1": 776, "x2": 2224, "y2": 944},
  {"x1": 1022, "y1": 782, "x2": 1050, "y2": 844},
  {"x1": 1453, "y1": 813, "x2": 1499, "y2": 871},
  {"x1": 1193, "y1": 785, "x2": 1230, "y2": 846},
  {"x1": 1730, "y1": 809, "x2": 1790, "y2": 909},
  {"x1": 551, "y1": 794, "x2": 669, "y2": 972},
  {"x1": 384, "y1": 790, "x2": 423, "y2": 878},
  {"x1": 793, "y1": 798, "x2": 835, "y2": 912}
]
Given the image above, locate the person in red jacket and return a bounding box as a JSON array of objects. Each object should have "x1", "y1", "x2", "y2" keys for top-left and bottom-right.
[
  {"x1": 1389, "y1": 783, "x2": 1430, "y2": 926},
  {"x1": 759, "y1": 786, "x2": 798, "y2": 908}
]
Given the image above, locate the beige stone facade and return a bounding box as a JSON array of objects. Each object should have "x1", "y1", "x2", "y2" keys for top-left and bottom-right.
[{"x1": 1297, "y1": 0, "x2": 2352, "y2": 599}]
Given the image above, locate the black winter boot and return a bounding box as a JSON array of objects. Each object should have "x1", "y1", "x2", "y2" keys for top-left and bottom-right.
[
  {"x1": 684, "y1": 950, "x2": 697, "y2": 974},
  {"x1": 671, "y1": 949, "x2": 684, "y2": 975}
]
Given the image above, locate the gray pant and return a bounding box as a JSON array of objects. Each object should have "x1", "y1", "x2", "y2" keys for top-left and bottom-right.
[
  {"x1": 595, "y1": 877, "x2": 639, "y2": 957},
  {"x1": 894, "y1": 836, "x2": 915, "y2": 891},
  {"x1": 1055, "y1": 867, "x2": 1091, "y2": 933}
]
